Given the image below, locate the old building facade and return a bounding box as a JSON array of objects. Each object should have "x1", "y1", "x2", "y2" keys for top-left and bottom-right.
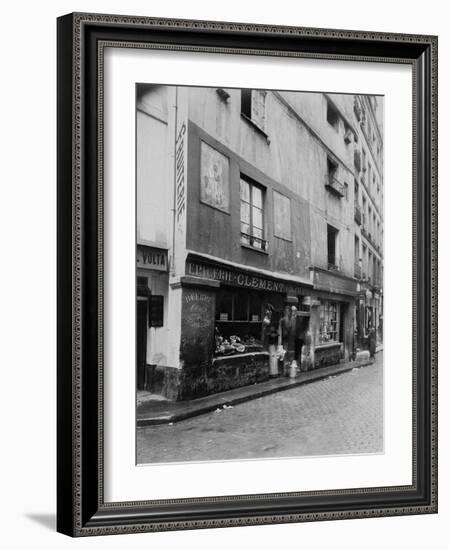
[{"x1": 136, "y1": 84, "x2": 383, "y2": 401}]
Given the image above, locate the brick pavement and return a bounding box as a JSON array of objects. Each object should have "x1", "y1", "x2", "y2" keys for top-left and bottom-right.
[{"x1": 137, "y1": 352, "x2": 383, "y2": 464}]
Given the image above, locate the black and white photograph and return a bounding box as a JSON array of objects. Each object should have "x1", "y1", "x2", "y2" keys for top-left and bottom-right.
[
  {"x1": 135, "y1": 85, "x2": 384, "y2": 465},
  {"x1": 0, "y1": 0, "x2": 442, "y2": 545}
]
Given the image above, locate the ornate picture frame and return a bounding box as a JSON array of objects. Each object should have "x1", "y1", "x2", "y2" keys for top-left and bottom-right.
[{"x1": 57, "y1": 12, "x2": 437, "y2": 536}]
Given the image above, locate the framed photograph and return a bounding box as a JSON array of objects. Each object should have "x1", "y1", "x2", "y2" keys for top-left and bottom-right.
[{"x1": 57, "y1": 12, "x2": 438, "y2": 536}]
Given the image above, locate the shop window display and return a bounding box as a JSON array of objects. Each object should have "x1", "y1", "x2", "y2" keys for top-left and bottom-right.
[
  {"x1": 319, "y1": 301, "x2": 340, "y2": 343},
  {"x1": 214, "y1": 288, "x2": 281, "y2": 356}
]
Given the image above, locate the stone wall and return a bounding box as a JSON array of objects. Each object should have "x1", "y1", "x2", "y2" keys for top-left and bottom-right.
[
  {"x1": 314, "y1": 343, "x2": 343, "y2": 369},
  {"x1": 178, "y1": 352, "x2": 270, "y2": 401}
]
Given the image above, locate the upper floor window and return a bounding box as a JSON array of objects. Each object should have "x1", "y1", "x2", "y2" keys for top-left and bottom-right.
[
  {"x1": 362, "y1": 244, "x2": 367, "y2": 276},
  {"x1": 354, "y1": 235, "x2": 360, "y2": 261},
  {"x1": 325, "y1": 156, "x2": 345, "y2": 198},
  {"x1": 327, "y1": 224, "x2": 339, "y2": 271},
  {"x1": 241, "y1": 89, "x2": 267, "y2": 132},
  {"x1": 326, "y1": 101, "x2": 339, "y2": 130},
  {"x1": 240, "y1": 176, "x2": 267, "y2": 251}
]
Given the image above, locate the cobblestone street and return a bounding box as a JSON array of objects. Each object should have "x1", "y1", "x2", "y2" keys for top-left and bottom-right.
[{"x1": 137, "y1": 353, "x2": 383, "y2": 464}]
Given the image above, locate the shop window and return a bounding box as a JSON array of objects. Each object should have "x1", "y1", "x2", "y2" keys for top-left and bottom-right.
[
  {"x1": 241, "y1": 89, "x2": 266, "y2": 131},
  {"x1": 326, "y1": 101, "x2": 339, "y2": 130},
  {"x1": 319, "y1": 301, "x2": 340, "y2": 343},
  {"x1": 240, "y1": 176, "x2": 267, "y2": 251},
  {"x1": 216, "y1": 291, "x2": 233, "y2": 321},
  {"x1": 214, "y1": 288, "x2": 267, "y2": 355},
  {"x1": 327, "y1": 224, "x2": 339, "y2": 271},
  {"x1": 249, "y1": 293, "x2": 263, "y2": 322},
  {"x1": 215, "y1": 288, "x2": 263, "y2": 324},
  {"x1": 234, "y1": 293, "x2": 249, "y2": 321}
]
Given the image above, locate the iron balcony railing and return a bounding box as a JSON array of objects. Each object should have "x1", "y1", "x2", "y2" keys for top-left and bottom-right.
[
  {"x1": 240, "y1": 232, "x2": 268, "y2": 252},
  {"x1": 324, "y1": 174, "x2": 345, "y2": 198}
]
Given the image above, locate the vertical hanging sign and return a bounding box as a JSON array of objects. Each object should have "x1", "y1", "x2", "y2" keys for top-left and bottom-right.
[
  {"x1": 175, "y1": 123, "x2": 187, "y2": 226},
  {"x1": 173, "y1": 88, "x2": 189, "y2": 276}
]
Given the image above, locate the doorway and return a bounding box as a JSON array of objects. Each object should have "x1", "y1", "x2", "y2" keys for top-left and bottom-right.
[
  {"x1": 136, "y1": 298, "x2": 148, "y2": 391},
  {"x1": 295, "y1": 315, "x2": 310, "y2": 366}
]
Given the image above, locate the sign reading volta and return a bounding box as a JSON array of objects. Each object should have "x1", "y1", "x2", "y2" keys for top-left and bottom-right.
[{"x1": 137, "y1": 245, "x2": 168, "y2": 272}]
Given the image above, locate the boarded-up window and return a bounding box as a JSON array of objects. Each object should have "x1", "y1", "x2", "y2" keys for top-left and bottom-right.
[
  {"x1": 200, "y1": 141, "x2": 230, "y2": 212},
  {"x1": 273, "y1": 191, "x2": 292, "y2": 241},
  {"x1": 251, "y1": 90, "x2": 266, "y2": 130},
  {"x1": 241, "y1": 89, "x2": 267, "y2": 131}
]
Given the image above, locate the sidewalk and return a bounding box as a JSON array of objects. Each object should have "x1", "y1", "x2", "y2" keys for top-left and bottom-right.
[{"x1": 137, "y1": 355, "x2": 376, "y2": 427}]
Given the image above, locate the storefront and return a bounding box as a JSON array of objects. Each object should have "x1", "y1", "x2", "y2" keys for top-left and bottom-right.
[
  {"x1": 136, "y1": 245, "x2": 169, "y2": 391},
  {"x1": 139, "y1": 256, "x2": 358, "y2": 401},
  {"x1": 309, "y1": 267, "x2": 358, "y2": 367},
  {"x1": 174, "y1": 255, "x2": 313, "y2": 399},
  {"x1": 356, "y1": 282, "x2": 383, "y2": 351}
]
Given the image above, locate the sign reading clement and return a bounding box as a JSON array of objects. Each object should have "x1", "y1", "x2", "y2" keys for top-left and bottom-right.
[{"x1": 187, "y1": 260, "x2": 292, "y2": 293}]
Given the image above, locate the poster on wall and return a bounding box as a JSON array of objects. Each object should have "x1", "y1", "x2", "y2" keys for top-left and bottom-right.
[{"x1": 200, "y1": 140, "x2": 230, "y2": 212}]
